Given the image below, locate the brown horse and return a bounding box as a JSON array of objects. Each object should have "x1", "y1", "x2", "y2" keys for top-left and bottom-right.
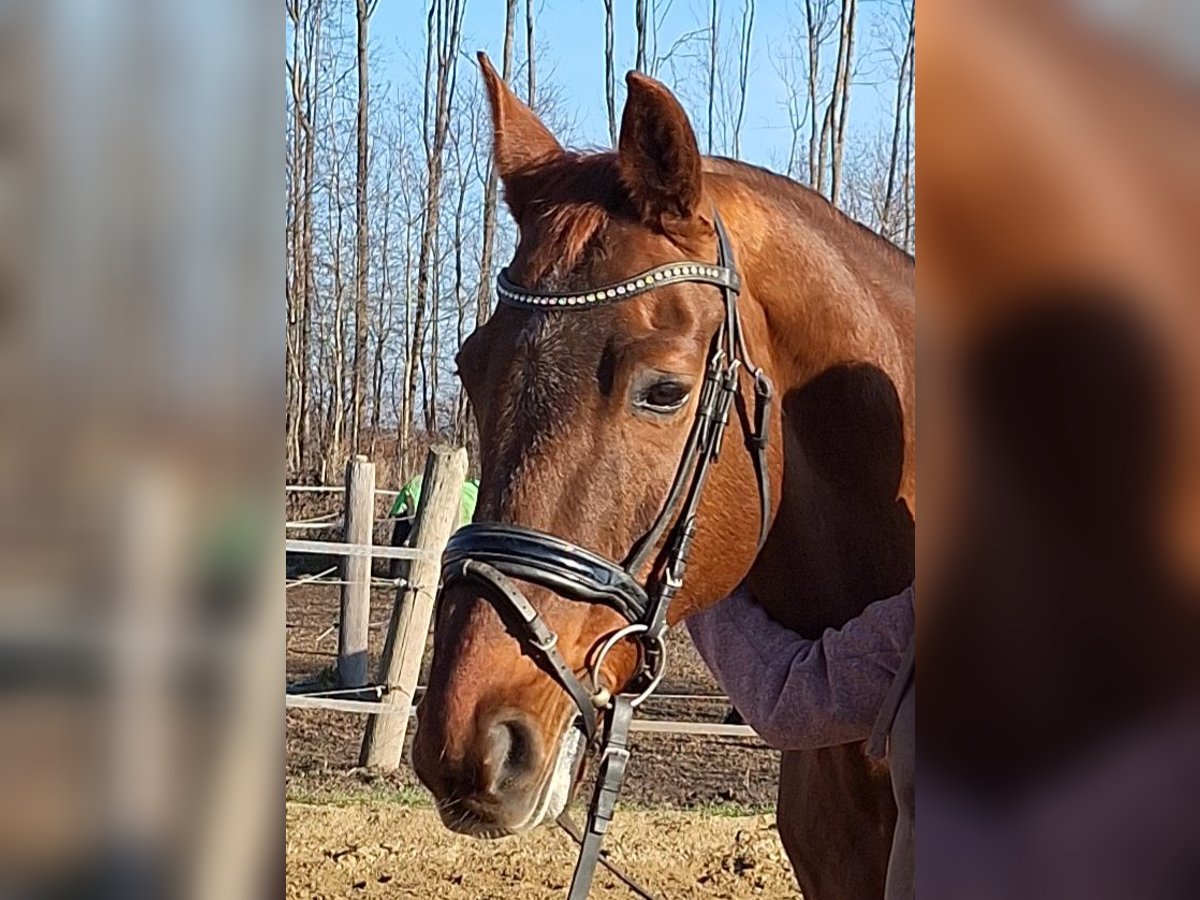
[{"x1": 413, "y1": 55, "x2": 914, "y2": 899}]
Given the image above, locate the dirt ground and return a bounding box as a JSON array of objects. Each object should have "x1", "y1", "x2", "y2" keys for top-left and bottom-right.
[
  {"x1": 287, "y1": 581, "x2": 793, "y2": 897},
  {"x1": 286, "y1": 802, "x2": 796, "y2": 899}
]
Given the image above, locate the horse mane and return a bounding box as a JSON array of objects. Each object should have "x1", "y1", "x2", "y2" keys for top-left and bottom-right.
[{"x1": 703, "y1": 156, "x2": 915, "y2": 270}]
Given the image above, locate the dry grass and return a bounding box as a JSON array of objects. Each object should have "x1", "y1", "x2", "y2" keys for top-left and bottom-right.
[{"x1": 286, "y1": 800, "x2": 797, "y2": 899}]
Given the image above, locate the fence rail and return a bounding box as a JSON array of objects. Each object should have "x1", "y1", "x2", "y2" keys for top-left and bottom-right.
[
  {"x1": 286, "y1": 484, "x2": 402, "y2": 497},
  {"x1": 284, "y1": 538, "x2": 435, "y2": 561},
  {"x1": 284, "y1": 693, "x2": 757, "y2": 739}
]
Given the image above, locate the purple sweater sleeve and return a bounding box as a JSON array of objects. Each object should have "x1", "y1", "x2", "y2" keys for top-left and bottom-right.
[{"x1": 685, "y1": 584, "x2": 915, "y2": 750}]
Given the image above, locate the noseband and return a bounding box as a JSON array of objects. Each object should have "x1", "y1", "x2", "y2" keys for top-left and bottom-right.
[{"x1": 440, "y1": 211, "x2": 772, "y2": 899}]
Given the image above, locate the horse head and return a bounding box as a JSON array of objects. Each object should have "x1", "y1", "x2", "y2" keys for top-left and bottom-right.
[{"x1": 411, "y1": 54, "x2": 782, "y2": 838}]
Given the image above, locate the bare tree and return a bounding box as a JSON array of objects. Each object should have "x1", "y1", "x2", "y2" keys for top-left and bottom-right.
[
  {"x1": 732, "y1": 0, "x2": 754, "y2": 157},
  {"x1": 325, "y1": 138, "x2": 347, "y2": 479},
  {"x1": 285, "y1": 0, "x2": 323, "y2": 476},
  {"x1": 350, "y1": 0, "x2": 379, "y2": 453},
  {"x1": 646, "y1": 0, "x2": 664, "y2": 77},
  {"x1": 602, "y1": 0, "x2": 616, "y2": 145},
  {"x1": 635, "y1": 0, "x2": 648, "y2": 71},
  {"x1": 282, "y1": 1, "x2": 913, "y2": 481},
  {"x1": 526, "y1": 0, "x2": 537, "y2": 106},
  {"x1": 403, "y1": 0, "x2": 466, "y2": 454},
  {"x1": 882, "y1": 0, "x2": 914, "y2": 242},
  {"x1": 828, "y1": 0, "x2": 857, "y2": 208},
  {"x1": 802, "y1": 0, "x2": 837, "y2": 190},
  {"x1": 772, "y1": 39, "x2": 807, "y2": 180},
  {"x1": 707, "y1": 0, "x2": 718, "y2": 154},
  {"x1": 473, "y1": 1, "x2": 517, "y2": 333},
  {"x1": 369, "y1": 123, "x2": 400, "y2": 458},
  {"x1": 900, "y1": 0, "x2": 915, "y2": 251}
]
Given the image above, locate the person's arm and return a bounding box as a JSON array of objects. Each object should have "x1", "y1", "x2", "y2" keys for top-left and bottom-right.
[{"x1": 686, "y1": 584, "x2": 914, "y2": 750}]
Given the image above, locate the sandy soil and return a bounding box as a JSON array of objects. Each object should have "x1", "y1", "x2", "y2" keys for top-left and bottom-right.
[
  {"x1": 286, "y1": 801, "x2": 798, "y2": 899},
  {"x1": 286, "y1": 582, "x2": 794, "y2": 897}
]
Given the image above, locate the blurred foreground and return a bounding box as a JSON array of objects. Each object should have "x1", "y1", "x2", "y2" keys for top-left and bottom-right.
[
  {"x1": 0, "y1": 2, "x2": 279, "y2": 898},
  {"x1": 918, "y1": 1, "x2": 1200, "y2": 897}
]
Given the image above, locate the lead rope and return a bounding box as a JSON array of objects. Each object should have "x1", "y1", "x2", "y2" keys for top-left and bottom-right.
[
  {"x1": 562, "y1": 698, "x2": 649, "y2": 900},
  {"x1": 557, "y1": 810, "x2": 657, "y2": 900},
  {"x1": 559, "y1": 695, "x2": 655, "y2": 899}
]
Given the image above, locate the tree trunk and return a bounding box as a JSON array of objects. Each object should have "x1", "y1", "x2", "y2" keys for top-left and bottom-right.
[
  {"x1": 525, "y1": 0, "x2": 536, "y2": 106},
  {"x1": 473, "y1": 0, "x2": 517, "y2": 330},
  {"x1": 451, "y1": 144, "x2": 468, "y2": 441},
  {"x1": 882, "y1": 9, "x2": 912, "y2": 235},
  {"x1": 351, "y1": 0, "x2": 374, "y2": 454},
  {"x1": 299, "y1": 1, "x2": 320, "y2": 475},
  {"x1": 902, "y1": 2, "x2": 915, "y2": 252},
  {"x1": 805, "y1": 0, "x2": 822, "y2": 186},
  {"x1": 732, "y1": 0, "x2": 754, "y2": 158},
  {"x1": 602, "y1": 0, "x2": 616, "y2": 145},
  {"x1": 635, "y1": 0, "x2": 647, "y2": 71},
  {"x1": 427, "y1": 243, "x2": 441, "y2": 435},
  {"x1": 829, "y1": 0, "x2": 856, "y2": 209},
  {"x1": 405, "y1": 0, "x2": 465, "y2": 451},
  {"x1": 285, "y1": 1, "x2": 305, "y2": 475},
  {"x1": 285, "y1": 0, "x2": 321, "y2": 477},
  {"x1": 707, "y1": 0, "x2": 718, "y2": 154},
  {"x1": 327, "y1": 149, "x2": 346, "y2": 479},
  {"x1": 370, "y1": 158, "x2": 394, "y2": 458}
]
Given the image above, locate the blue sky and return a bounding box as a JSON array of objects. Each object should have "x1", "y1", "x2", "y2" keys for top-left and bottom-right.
[{"x1": 372, "y1": 0, "x2": 900, "y2": 173}]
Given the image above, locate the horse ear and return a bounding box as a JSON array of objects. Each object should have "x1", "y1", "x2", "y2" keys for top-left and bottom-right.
[
  {"x1": 618, "y1": 71, "x2": 703, "y2": 229},
  {"x1": 478, "y1": 52, "x2": 563, "y2": 189}
]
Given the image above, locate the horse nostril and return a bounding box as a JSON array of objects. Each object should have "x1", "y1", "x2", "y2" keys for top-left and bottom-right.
[{"x1": 483, "y1": 718, "x2": 536, "y2": 792}]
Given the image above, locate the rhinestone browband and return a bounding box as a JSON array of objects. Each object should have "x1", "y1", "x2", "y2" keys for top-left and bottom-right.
[{"x1": 496, "y1": 261, "x2": 741, "y2": 309}]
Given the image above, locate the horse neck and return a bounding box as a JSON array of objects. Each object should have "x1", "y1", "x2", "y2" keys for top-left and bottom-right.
[{"x1": 718, "y1": 174, "x2": 916, "y2": 634}]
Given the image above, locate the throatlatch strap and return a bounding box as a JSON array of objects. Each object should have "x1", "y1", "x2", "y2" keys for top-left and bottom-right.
[{"x1": 566, "y1": 697, "x2": 635, "y2": 900}]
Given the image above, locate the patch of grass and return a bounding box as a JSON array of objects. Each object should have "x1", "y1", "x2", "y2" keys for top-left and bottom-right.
[
  {"x1": 286, "y1": 780, "x2": 432, "y2": 809},
  {"x1": 607, "y1": 799, "x2": 774, "y2": 818},
  {"x1": 691, "y1": 800, "x2": 775, "y2": 818},
  {"x1": 286, "y1": 776, "x2": 774, "y2": 819}
]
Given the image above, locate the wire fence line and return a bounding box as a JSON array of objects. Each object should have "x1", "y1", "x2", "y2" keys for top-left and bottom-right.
[
  {"x1": 290, "y1": 510, "x2": 341, "y2": 523},
  {"x1": 286, "y1": 577, "x2": 407, "y2": 589},
  {"x1": 286, "y1": 484, "x2": 402, "y2": 497},
  {"x1": 286, "y1": 520, "x2": 344, "y2": 531}
]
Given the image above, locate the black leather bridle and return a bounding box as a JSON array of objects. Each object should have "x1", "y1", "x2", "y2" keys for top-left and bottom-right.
[{"x1": 440, "y1": 211, "x2": 773, "y2": 899}]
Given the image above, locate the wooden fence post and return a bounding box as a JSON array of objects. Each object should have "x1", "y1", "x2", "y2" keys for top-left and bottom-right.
[
  {"x1": 338, "y1": 454, "x2": 375, "y2": 689},
  {"x1": 360, "y1": 445, "x2": 467, "y2": 769}
]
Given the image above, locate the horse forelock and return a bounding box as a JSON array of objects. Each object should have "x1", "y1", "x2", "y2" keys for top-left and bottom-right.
[{"x1": 506, "y1": 152, "x2": 626, "y2": 287}]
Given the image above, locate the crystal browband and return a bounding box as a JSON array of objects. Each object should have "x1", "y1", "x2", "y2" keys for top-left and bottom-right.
[{"x1": 497, "y1": 261, "x2": 741, "y2": 309}]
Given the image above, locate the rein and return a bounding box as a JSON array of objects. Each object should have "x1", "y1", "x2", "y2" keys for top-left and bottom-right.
[{"x1": 441, "y1": 211, "x2": 772, "y2": 899}]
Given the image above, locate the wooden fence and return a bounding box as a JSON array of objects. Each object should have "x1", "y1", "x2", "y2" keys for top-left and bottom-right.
[{"x1": 285, "y1": 446, "x2": 760, "y2": 772}]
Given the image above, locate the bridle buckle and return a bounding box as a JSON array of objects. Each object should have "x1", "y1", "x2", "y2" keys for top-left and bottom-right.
[
  {"x1": 663, "y1": 565, "x2": 684, "y2": 590},
  {"x1": 530, "y1": 631, "x2": 558, "y2": 653}
]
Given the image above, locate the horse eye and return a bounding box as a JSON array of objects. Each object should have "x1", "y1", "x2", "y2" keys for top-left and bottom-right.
[{"x1": 635, "y1": 379, "x2": 690, "y2": 413}]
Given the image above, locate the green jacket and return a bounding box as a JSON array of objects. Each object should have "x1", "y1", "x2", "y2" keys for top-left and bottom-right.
[{"x1": 389, "y1": 475, "x2": 478, "y2": 526}]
